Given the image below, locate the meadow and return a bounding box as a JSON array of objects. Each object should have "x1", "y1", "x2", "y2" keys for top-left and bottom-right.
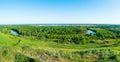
[{"x1": 0, "y1": 24, "x2": 120, "y2": 62}]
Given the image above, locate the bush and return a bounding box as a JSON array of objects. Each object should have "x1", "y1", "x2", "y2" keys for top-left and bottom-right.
[{"x1": 14, "y1": 53, "x2": 39, "y2": 62}]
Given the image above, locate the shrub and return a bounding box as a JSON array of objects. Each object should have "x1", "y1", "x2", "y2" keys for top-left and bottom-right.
[{"x1": 14, "y1": 53, "x2": 39, "y2": 62}]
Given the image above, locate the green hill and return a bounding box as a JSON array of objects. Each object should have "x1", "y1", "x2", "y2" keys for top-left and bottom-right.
[{"x1": 0, "y1": 32, "x2": 120, "y2": 62}]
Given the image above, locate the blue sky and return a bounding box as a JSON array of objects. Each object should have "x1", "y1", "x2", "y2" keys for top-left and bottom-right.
[{"x1": 0, "y1": 0, "x2": 120, "y2": 24}]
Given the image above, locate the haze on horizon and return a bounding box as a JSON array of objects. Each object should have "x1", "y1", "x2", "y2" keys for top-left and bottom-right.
[{"x1": 0, "y1": 0, "x2": 120, "y2": 24}]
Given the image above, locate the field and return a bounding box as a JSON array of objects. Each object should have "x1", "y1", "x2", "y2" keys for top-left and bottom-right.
[{"x1": 0, "y1": 24, "x2": 120, "y2": 62}]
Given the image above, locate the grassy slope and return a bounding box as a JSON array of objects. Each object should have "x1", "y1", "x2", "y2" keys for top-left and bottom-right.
[{"x1": 0, "y1": 32, "x2": 120, "y2": 62}]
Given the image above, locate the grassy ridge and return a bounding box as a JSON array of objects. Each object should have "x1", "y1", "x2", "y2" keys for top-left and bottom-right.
[{"x1": 0, "y1": 32, "x2": 120, "y2": 62}]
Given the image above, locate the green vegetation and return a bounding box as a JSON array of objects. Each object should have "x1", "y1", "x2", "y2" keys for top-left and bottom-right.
[{"x1": 0, "y1": 24, "x2": 120, "y2": 62}]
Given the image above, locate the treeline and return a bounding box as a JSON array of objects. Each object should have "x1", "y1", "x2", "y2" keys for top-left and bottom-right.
[{"x1": 0, "y1": 25, "x2": 119, "y2": 44}]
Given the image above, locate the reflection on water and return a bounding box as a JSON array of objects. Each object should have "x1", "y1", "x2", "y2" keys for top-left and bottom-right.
[
  {"x1": 87, "y1": 30, "x2": 96, "y2": 35},
  {"x1": 11, "y1": 30, "x2": 19, "y2": 36}
]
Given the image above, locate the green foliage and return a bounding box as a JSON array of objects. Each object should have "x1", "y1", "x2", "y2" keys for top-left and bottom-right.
[
  {"x1": 15, "y1": 53, "x2": 39, "y2": 62},
  {"x1": 96, "y1": 30, "x2": 116, "y2": 39},
  {"x1": 0, "y1": 24, "x2": 119, "y2": 45},
  {"x1": 0, "y1": 24, "x2": 120, "y2": 62}
]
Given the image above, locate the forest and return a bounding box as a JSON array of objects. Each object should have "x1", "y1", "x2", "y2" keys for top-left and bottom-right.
[{"x1": 0, "y1": 24, "x2": 120, "y2": 62}]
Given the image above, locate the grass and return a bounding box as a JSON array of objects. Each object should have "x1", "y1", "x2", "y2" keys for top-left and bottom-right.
[{"x1": 0, "y1": 32, "x2": 120, "y2": 62}]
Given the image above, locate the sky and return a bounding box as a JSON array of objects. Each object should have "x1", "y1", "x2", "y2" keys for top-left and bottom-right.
[{"x1": 0, "y1": 0, "x2": 120, "y2": 24}]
